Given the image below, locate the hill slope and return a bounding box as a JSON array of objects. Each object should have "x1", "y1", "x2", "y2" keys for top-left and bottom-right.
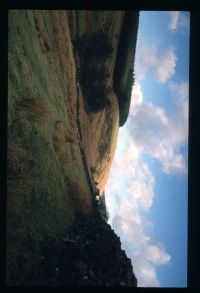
[{"x1": 7, "y1": 10, "x2": 139, "y2": 286}]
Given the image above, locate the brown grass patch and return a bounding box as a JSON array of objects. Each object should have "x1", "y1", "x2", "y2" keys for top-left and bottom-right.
[
  {"x1": 65, "y1": 135, "x2": 74, "y2": 144},
  {"x1": 38, "y1": 32, "x2": 51, "y2": 53},
  {"x1": 55, "y1": 120, "x2": 64, "y2": 125},
  {"x1": 53, "y1": 133, "x2": 70, "y2": 166},
  {"x1": 53, "y1": 134, "x2": 65, "y2": 150},
  {"x1": 7, "y1": 171, "x2": 39, "y2": 212},
  {"x1": 7, "y1": 139, "x2": 29, "y2": 173},
  {"x1": 53, "y1": 127, "x2": 77, "y2": 166},
  {"x1": 90, "y1": 167, "x2": 96, "y2": 174},
  {"x1": 71, "y1": 145, "x2": 78, "y2": 161},
  {"x1": 15, "y1": 98, "x2": 51, "y2": 123},
  {"x1": 54, "y1": 121, "x2": 75, "y2": 144},
  {"x1": 7, "y1": 139, "x2": 35, "y2": 176},
  {"x1": 33, "y1": 15, "x2": 40, "y2": 33},
  {"x1": 7, "y1": 139, "x2": 38, "y2": 212},
  {"x1": 33, "y1": 12, "x2": 50, "y2": 54}
]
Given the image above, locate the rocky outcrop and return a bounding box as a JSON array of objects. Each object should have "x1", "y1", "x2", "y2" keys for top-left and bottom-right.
[{"x1": 25, "y1": 209, "x2": 137, "y2": 287}]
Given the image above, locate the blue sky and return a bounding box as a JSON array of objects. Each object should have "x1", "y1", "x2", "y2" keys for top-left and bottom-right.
[{"x1": 105, "y1": 11, "x2": 189, "y2": 287}]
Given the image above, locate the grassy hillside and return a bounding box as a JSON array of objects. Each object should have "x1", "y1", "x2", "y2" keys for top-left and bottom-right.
[
  {"x1": 8, "y1": 10, "x2": 92, "y2": 285},
  {"x1": 7, "y1": 10, "x2": 139, "y2": 285},
  {"x1": 73, "y1": 11, "x2": 123, "y2": 194},
  {"x1": 113, "y1": 11, "x2": 139, "y2": 126}
]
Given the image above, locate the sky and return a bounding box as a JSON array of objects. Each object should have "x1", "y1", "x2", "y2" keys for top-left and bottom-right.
[{"x1": 105, "y1": 11, "x2": 190, "y2": 287}]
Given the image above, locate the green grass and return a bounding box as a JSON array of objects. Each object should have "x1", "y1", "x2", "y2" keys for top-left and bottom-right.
[{"x1": 7, "y1": 10, "x2": 92, "y2": 285}]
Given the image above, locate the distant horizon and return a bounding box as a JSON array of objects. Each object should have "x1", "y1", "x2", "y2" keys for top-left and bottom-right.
[{"x1": 106, "y1": 11, "x2": 189, "y2": 287}]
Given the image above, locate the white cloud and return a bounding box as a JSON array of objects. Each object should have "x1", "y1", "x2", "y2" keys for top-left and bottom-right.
[
  {"x1": 106, "y1": 136, "x2": 154, "y2": 220},
  {"x1": 130, "y1": 80, "x2": 143, "y2": 110},
  {"x1": 168, "y1": 11, "x2": 180, "y2": 31},
  {"x1": 136, "y1": 44, "x2": 177, "y2": 83},
  {"x1": 136, "y1": 42, "x2": 158, "y2": 81},
  {"x1": 145, "y1": 244, "x2": 171, "y2": 266},
  {"x1": 127, "y1": 80, "x2": 188, "y2": 174},
  {"x1": 154, "y1": 47, "x2": 177, "y2": 83},
  {"x1": 107, "y1": 193, "x2": 171, "y2": 286},
  {"x1": 169, "y1": 80, "x2": 189, "y2": 100},
  {"x1": 129, "y1": 162, "x2": 155, "y2": 211},
  {"x1": 105, "y1": 10, "x2": 189, "y2": 286},
  {"x1": 106, "y1": 169, "x2": 170, "y2": 286},
  {"x1": 105, "y1": 136, "x2": 171, "y2": 287},
  {"x1": 140, "y1": 44, "x2": 157, "y2": 67},
  {"x1": 133, "y1": 255, "x2": 160, "y2": 287},
  {"x1": 166, "y1": 11, "x2": 190, "y2": 33},
  {"x1": 169, "y1": 81, "x2": 189, "y2": 143},
  {"x1": 105, "y1": 79, "x2": 188, "y2": 286}
]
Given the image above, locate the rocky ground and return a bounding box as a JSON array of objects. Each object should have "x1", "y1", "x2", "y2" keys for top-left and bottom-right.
[{"x1": 24, "y1": 207, "x2": 137, "y2": 287}]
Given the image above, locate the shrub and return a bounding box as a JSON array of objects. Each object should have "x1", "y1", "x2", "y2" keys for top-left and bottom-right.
[
  {"x1": 86, "y1": 85, "x2": 111, "y2": 112},
  {"x1": 76, "y1": 31, "x2": 113, "y2": 113},
  {"x1": 76, "y1": 31, "x2": 113, "y2": 62},
  {"x1": 81, "y1": 64, "x2": 109, "y2": 88}
]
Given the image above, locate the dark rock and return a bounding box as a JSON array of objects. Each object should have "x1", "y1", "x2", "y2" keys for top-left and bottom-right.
[
  {"x1": 88, "y1": 270, "x2": 95, "y2": 278},
  {"x1": 120, "y1": 281, "x2": 126, "y2": 286},
  {"x1": 74, "y1": 260, "x2": 87, "y2": 275},
  {"x1": 26, "y1": 211, "x2": 137, "y2": 287}
]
